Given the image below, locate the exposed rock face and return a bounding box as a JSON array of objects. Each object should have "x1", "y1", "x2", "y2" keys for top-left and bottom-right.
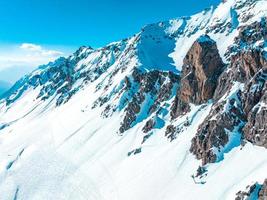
[
  {"x1": 190, "y1": 19, "x2": 267, "y2": 165},
  {"x1": 243, "y1": 83, "x2": 267, "y2": 148},
  {"x1": 165, "y1": 125, "x2": 176, "y2": 141},
  {"x1": 181, "y1": 35, "x2": 225, "y2": 104},
  {"x1": 5, "y1": 57, "x2": 75, "y2": 106},
  {"x1": 235, "y1": 182, "x2": 262, "y2": 200},
  {"x1": 142, "y1": 118, "x2": 156, "y2": 133},
  {"x1": 4, "y1": 42, "x2": 128, "y2": 107},
  {"x1": 215, "y1": 17, "x2": 267, "y2": 99},
  {"x1": 191, "y1": 51, "x2": 267, "y2": 165},
  {"x1": 241, "y1": 68, "x2": 267, "y2": 115},
  {"x1": 119, "y1": 68, "x2": 179, "y2": 133},
  {"x1": 227, "y1": 18, "x2": 267, "y2": 57},
  {"x1": 171, "y1": 35, "x2": 224, "y2": 118},
  {"x1": 239, "y1": 27, "x2": 267, "y2": 149},
  {"x1": 235, "y1": 179, "x2": 267, "y2": 200},
  {"x1": 190, "y1": 96, "x2": 246, "y2": 165}
]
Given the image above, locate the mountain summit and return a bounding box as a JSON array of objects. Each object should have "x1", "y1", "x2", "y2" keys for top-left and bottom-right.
[{"x1": 0, "y1": 0, "x2": 267, "y2": 199}]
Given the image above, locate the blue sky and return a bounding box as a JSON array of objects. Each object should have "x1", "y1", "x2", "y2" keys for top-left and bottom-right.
[
  {"x1": 0, "y1": 0, "x2": 220, "y2": 47},
  {"x1": 0, "y1": 0, "x2": 220, "y2": 84}
]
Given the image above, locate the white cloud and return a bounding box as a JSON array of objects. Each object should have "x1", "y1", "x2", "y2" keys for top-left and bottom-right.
[
  {"x1": 0, "y1": 43, "x2": 73, "y2": 83},
  {"x1": 0, "y1": 43, "x2": 68, "y2": 71},
  {"x1": 20, "y1": 43, "x2": 42, "y2": 51},
  {"x1": 20, "y1": 43, "x2": 63, "y2": 57},
  {"x1": 41, "y1": 50, "x2": 63, "y2": 57}
]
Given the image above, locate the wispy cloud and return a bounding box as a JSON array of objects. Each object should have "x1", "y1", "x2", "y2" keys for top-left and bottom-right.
[
  {"x1": 0, "y1": 43, "x2": 73, "y2": 83},
  {"x1": 20, "y1": 43, "x2": 43, "y2": 51},
  {"x1": 0, "y1": 43, "x2": 70, "y2": 71},
  {"x1": 20, "y1": 43, "x2": 63, "y2": 57}
]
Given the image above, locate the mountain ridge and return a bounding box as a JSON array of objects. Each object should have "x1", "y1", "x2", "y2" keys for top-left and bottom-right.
[{"x1": 0, "y1": 0, "x2": 267, "y2": 199}]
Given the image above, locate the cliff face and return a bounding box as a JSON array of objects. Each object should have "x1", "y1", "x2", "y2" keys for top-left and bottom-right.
[
  {"x1": 243, "y1": 75, "x2": 267, "y2": 148},
  {"x1": 235, "y1": 179, "x2": 267, "y2": 200},
  {"x1": 118, "y1": 69, "x2": 179, "y2": 133},
  {"x1": 190, "y1": 19, "x2": 267, "y2": 165},
  {"x1": 171, "y1": 35, "x2": 224, "y2": 119}
]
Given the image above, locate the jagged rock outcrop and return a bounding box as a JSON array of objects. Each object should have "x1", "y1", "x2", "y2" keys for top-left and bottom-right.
[
  {"x1": 165, "y1": 125, "x2": 176, "y2": 141},
  {"x1": 224, "y1": 21, "x2": 267, "y2": 149},
  {"x1": 190, "y1": 19, "x2": 267, "y2": 165},
  {"x1": 191, "y1": 50, "x2": 267, "y2": 165},
  {"x1": 142, "y1": 118, "x2": 156, "y2": 133},
  {"x1": 215, "y1": 17, "x2": 267, "y2": 99},
  {"x1": 235, "y1": 179, "x2": 267, "y2": 200},
  {"x1": 190, "y1": 52, "x2": 267, "y2": 165},
  {"x1": 4, "y1": 39, "x2": 135, "y2": 108},
  {"x1": 235, "y1": 182, "x2": 261, "y2": 200},
  {"x1": 243, "y1": 83, "x2": 267, "y2": 148},
  {"x1": 190, "y1": 95, "x2": 246, "y2": 165},
  {"x1": 171, "y1": 35, "x2": 224, "y2": 118},
  {"x1": 119, "y1": 68, "x2": 179, "y2": 133}
]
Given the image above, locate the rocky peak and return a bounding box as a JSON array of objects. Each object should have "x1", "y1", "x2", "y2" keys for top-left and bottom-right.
[
  {"x1": 72, "y1": 46, "x2": 94, "y2": 59},
  {"x1": 182, "y1": 35, "x2": 223, "y2": 95},
  {"x1": 190, "y1": 19, "x2": 267, "y2": 166},
  {"x1": 190, "y1": 50, "x2": 267, "y2": 166},
  {"x1": 171, "y1": 35, "x2": 224, "y2": 118}
]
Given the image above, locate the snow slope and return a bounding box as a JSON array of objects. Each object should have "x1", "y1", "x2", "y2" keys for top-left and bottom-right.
[{"x1": 0, "y1": 0, "x2": 267, "y2": 199}]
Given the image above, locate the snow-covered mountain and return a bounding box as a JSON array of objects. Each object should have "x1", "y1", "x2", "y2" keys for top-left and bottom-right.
[{"x1": 0, "y1": 0, "x2": 267, "y2": 199}]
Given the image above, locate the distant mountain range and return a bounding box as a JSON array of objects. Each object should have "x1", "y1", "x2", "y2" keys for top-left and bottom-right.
[{"x1": 0, "y1": 0, "x2": 267, "y2": 199}]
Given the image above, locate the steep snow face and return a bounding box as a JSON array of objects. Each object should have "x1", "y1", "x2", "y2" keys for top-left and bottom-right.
[
  {"x1": 137, "y1": 23, "x2": 178, "y2": 73},
  {"x1": 0, "y1": 0, "x2": 267, "y2": 200}
]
